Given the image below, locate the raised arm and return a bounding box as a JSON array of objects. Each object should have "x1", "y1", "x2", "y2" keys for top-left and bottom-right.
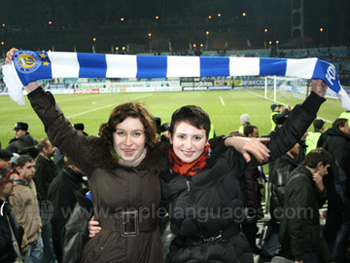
[
  {"x1": 6, "y1": 48, "x2": 89, "y2": 172},
  {"x1": 262, "y1": 79, "x2": 326, "y2": 164},
  {"x1": 223, "y1": 79, "x2": 326, "y2": 169}
]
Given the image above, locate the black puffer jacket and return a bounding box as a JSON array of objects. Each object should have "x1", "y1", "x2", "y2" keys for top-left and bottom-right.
[
  {"x1": 0, "y1": 199, "x2": 23, "y2": 263},
  {"x1": 270, "y1": 154, "x2": 298, "y2": 223},
  {"x1": 162, "y1": 92, "x2": 324, "y2": 263},
  {"x1": 61, "y1": 189, "x2": 93, "y2": 263},
  {"x1": 242, "y1": 167, "x2": 264, "y2": 220}
]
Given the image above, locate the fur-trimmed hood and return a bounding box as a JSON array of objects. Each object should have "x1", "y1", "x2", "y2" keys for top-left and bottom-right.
[{"x1": 82, "y1": 136, "x2": 169, "y2": 172}]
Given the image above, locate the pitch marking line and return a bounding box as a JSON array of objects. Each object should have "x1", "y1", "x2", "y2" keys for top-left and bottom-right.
[
  {"x1": 67, "y1": 94, "x2": 153, "y2": 118},
  {"x1": 220, "y1": 96, "x2": 225, "y2": 106},
  {"x1": 246, "y1": 90, "x2": 333, "y2": 124}
]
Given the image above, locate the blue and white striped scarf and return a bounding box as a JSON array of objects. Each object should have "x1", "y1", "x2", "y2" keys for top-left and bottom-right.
[{"x1": 2, "y1": 50, "x2": 350, "y2": 109}]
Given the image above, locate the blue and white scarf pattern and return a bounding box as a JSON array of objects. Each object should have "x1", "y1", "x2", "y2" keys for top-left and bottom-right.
[{"x1": 2, "y1": 50, "x2": 350, "y2": 109}]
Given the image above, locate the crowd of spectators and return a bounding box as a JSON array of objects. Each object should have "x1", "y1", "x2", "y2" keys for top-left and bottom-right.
[{"x1": 1, "y1": 96, "x2": 350, "y2": 262}]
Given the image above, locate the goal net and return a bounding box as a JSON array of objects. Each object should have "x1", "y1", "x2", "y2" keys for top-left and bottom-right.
[{"x1": 264, "y1": 76, "x2": 309, "y2": 104}]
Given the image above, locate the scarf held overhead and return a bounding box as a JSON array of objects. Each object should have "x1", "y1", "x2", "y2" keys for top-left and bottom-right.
[{"x1": 2, "y1": 50, "x2": 350, "y2": 109}]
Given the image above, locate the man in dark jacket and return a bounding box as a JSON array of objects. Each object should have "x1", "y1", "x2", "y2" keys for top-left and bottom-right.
[
  {"x1": 318, "y1": 118, "x2": 350, "y2": 247},
  {"x1": 0, "y1": 165, "x2": 24, "y2": 263},
  {"x1": 6, "y1": 122, "x2": 39, "y2": 158},
  {"x1": 34, "y1": 138, "x2": 58, "y2": 263},
  {"x1": 47, "y1": 157, "x2": 85, "y2": 262},
  {"x1": 261, "y1": 142, "x2": 300, "y2": 259},
  {"x1": 280, "y1": 148, "x2": 332, "y2": 263}
]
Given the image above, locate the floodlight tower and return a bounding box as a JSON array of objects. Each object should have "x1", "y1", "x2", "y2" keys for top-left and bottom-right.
[{"x1": 291, "y1": 0, "x2": 304, "y2": 38}]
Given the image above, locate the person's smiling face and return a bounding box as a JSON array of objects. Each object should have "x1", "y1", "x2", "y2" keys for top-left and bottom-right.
[
  {"x1": 113, "y1": 117, "x2": 146, "y2": 165},
  {"x1": 170, "y1": 121, "x2": 207, "y2": 163}
]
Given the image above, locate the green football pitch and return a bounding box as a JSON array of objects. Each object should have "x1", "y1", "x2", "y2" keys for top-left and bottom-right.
[{"x1": 0, "y1": 89, "x2": 344, "y2": 148}]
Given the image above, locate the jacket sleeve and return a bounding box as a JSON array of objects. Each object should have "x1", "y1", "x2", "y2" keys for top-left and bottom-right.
[
  {"x1": 28, "y1": 87, "x2": 89, "y2": 173},
  {"x1": 248, "y1": 91, "x2": 325, "y2": 170},
  {"x1": 316, "y1": 188, "x2": 327, "y2": 208}
]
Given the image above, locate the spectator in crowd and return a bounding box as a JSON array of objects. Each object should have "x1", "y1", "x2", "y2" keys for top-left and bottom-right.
[
  {"x1": 243, "y1": 125, "x2": 258, "y2": 138},
  {"x1": 294, "y1": 132, "x2": 308, "y2": 164},
  {"x1": 34, "y1": 138, "x2": 58, "y2": 202},
  {"x1": 9, "y1": 155, "x2": 43, "y2": 263},
  {"x1": 159, "y1": 122, "x2": 171, "y2": 143},
  {"x1": 52, "y1": 148, "x2": 65, "y2": 175},
  {"x1": 0, "y1": 165, "x2": 23, "y2": 263},
  {"x1": 270, "y1": 104, "x2": 291, "y2": 131},
  {"x1": 305, "y1": 119, "x2": 325, "y2": 154},
  {"x1": 227, "y1": 130, "x2": 245, "y2": 137},
  {"x1": 11, "y1": 153, "x2": 20, "y2": 169},
  {"x1": 339, "y1": 111, "x2": 350, "y2": 123},
  {"x1": 73, "y1": 123, "x2": 88, "y2": 136},
  {"x1": 208, "y1": 123, "x2": 216, "y2": 140},
  {"x1": 6, "y1": 122, "x2": 39, "y2": 158},
  {"x1": 279, "y1": 148, "x2": 332, "y2": 263},
  {"x1": 238, "y1": 113, "x2": 250, "y2": 134},
  {"x1": 318, "y1": 118, "x2": 350, "y2": 256},
  {"x1": 54, "y1": 123, "x2": 88, "y2": 175},
  {"x1": 0, "y1": 149, "x2": 13, "y2": 169},
  {"x1": 160, "y1": 81, "x2": 326, "y2": 263},
  {"x1": 153, "y1": 116, "x2": 162, "y2": 134},
  {"x1": 47, "y1": 156, "x2": 86, "y2": 262},
  {"x1": 34, "y1": 138, "x2": 58, "y2": 263},
  {"x1": 24, "y1": 77, "x2": 169, "y2": 261},
  {"x1": 268, "y1": 107, "x2": 288, "y2": 192},
  {"x1": 261, "y1": 142, "x2": 300, "y2": 260},
  {"x1": 242, "y1": 125, "x2": 265, "y2": 254}
]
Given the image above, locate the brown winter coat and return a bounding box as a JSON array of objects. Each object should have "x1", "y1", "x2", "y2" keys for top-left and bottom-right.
[{"x1": 28, "y1": 87, "x2": 169, "y2": 263}]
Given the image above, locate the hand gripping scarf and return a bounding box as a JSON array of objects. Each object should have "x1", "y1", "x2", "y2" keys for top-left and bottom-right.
[{"x1": 2, "y1": 50, "x2": 350, "y2": 110}]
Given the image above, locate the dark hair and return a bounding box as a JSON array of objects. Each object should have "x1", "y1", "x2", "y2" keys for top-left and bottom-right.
[
  {"x1": 169, "y1": 105, "x2": 211, "y2": 138},
  {"x1": 332, "y1": 118, "x2": 348, "y2": 130},
  {"x1": 313, "y1": 119, "x2": 325, "y2": 130},
  {"x1": 243, "y1": 125, "x2": 257, "y2": 137},
  {"x1": 100, "y1": 102, "x2": 157, "y2": 148},
  {"x1": 37, "y1": 138, "x2": 50, "y2": 152},
  {"x1": 302, "y1": 147, "x2": 332, "y2": 169},
  {"x1": 16, "y1": 155, "x2": 34, "y2": 168}
]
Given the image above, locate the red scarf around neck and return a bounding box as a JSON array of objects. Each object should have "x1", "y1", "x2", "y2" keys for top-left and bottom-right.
[{"x1": 168, "y1": 144, "x2": 210, "y2": 177}]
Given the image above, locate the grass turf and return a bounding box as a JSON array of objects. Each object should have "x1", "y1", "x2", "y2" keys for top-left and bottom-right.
[{"x1": 0, "y1": 89, "x2": 344, "y2": 149}]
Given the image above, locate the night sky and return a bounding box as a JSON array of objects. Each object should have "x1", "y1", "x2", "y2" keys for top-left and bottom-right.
[{"x1": 0, "y1": 0, "x2": 349, "y2": 52}]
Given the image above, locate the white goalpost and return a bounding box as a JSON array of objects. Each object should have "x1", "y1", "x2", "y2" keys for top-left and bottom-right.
[{"x1": 264, "y1": 75, "x2": 309, "y2": 103}]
